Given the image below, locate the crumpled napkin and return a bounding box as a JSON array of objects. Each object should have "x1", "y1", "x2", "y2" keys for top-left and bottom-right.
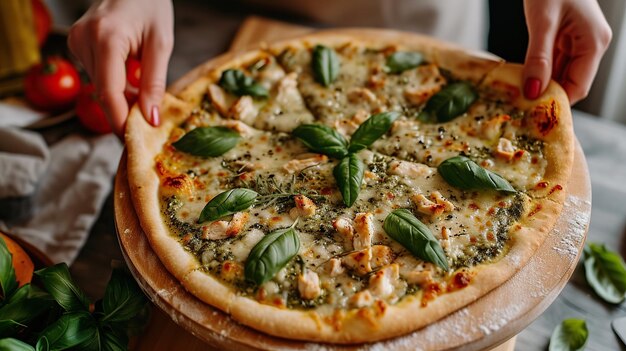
[{"x1": 0, "y1": 126, "x2": 122, "y2": 264}]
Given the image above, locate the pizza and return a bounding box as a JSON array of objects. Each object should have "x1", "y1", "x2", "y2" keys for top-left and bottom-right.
[{"x1": 125, "y1": 29, "x2": 573, "y2": 343}]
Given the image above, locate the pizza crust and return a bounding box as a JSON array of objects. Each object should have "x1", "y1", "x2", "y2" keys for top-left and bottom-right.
[{"x1": 125, "y1": 28, "x2": 575, "y2": 344}]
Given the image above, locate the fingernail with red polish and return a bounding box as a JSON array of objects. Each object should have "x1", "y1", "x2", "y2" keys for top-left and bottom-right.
[
  {"x1": 524, "y1": 78, "x2": 541, "y2": 100},
  {"x1": 151, "y1": 105, "x2": 160, "y2": 127}
]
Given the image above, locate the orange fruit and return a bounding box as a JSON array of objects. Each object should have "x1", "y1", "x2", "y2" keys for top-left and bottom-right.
[{"x1": 0, "y1": 233, "x2": 34, "y2": 287}]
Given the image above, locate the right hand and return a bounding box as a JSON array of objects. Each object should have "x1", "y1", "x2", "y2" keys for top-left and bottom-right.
[{"x1": 68, "y1": 0, "x2": 174, "y2": 137}]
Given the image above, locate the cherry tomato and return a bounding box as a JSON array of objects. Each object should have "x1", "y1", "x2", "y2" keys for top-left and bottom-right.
[
  {"x1": 24, "y1": 56, "x2": 80, "y2": 112},
  {"x1": 126, "y1": 58, "x2": 141, "y2": 89},
  {"x1": 31, "y1": 0, "x2": 52, "y2": 47},
  {"x1": 76, "y1": 83, "x2": 112, "y2": 134}
]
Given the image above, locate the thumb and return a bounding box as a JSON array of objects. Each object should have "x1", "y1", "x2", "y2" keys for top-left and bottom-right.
[
  {"x1": 139, "y1": 33, "x2": 173, "y2": 127},
  {"x1": 522, "y1": 8, "x2": 559, "y2": 100}
]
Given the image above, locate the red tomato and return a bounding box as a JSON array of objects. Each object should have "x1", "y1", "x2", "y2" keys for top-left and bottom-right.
[
  {"x1": 31, "y1": 0, "x2": 52, "y2": 47},
  {"x1": 24, "y1": 57, "x2": 80, "y2": 112},
  {"x1": 76, "y1": 84, "x2": 112, "y2": 134},
  {"x1": 126, "y1": 58, "x2": 141, "y2": 89}
]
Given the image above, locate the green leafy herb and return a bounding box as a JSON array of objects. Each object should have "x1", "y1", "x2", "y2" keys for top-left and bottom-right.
[
  {"x1": 173, "y1": 127, "x2": 241, "y2": 158},
  {"x1": 385, "y1": 51, "x2": 423, "y2": 74},
  {"x1": 34, "y1": 264, "x2": 90, "y2": 313},
  {"x1": 437, "y1": 156, "x2": 516, "y2": 193},
  {"x1": 35, "y1": 311, "x2": 96, "y2": 351},
  {"x1": 245, "y1": 225, "x2": 300, "y2": 285},
  {"x1": 198, "y1": 188, "x2": 258, "y2": 223},
  {"x1": 0, "y1": 338, "x2": 35, "y2": 351},
  {"x1": 0, "y1": 236, "x2": 18, "y2": 301},
  {"x1": 292, "y1": 124, "x2": 349, "y2": 159},
  {"x1": 333, "y1": 154, "x2": 365, "y2": 207},
  {"x1": 218, "y1": 69, "x2": 269, "y2": 98},
  {"x1": 549, "y1": 318, "x2": 588, "y2": 351},
  {"x1": 420, "y1": 81, "x2": 477, "y2": 122},
  {"x1": 312, "y1": 45, "x2": 340, "y2": 86},
  {"x1": 584, "y1": 242, "x2": 626, "y2": 303},
  {"x1": 0, "y1": 285, "x2": 54, "y2": 337},
  {"x1": 383, "y1": 209, "x2": 449, "y2": 270},
  {"x1": 99, "y1": 268, "x2": 149, "y2": 323},
  {"x1": 348, "y1": 112, "x2": 399, "y2": 153}
]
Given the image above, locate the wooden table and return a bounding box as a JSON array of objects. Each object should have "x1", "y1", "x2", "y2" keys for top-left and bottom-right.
[{"x1": 66, "y1": 4, "x2": 626, "y2": 350}]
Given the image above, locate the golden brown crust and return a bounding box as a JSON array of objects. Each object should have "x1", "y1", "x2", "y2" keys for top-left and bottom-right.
[{"x1": 126, "y1": 28, "x2": 575, "y2": 344}]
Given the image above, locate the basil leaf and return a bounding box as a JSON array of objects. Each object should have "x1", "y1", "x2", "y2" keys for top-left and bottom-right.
[
  {"x1": 100, "y1": 325, "x2": 128, "y2": 351},
  {"x1": 218, "y1": 69, "x2": 269, "y2": 98},
  {"x1": 0, "y1": 236, "x2": 18, "y2": 301},
  {"x1": 348, "y1": 112, "x2": 400, "y2": 153},
  {"x1": 245, "y1": 227, "x2": 300, "y2": 285},
  {"x1": 333, "y1": 154, "x2": 365, "y2": 207},
  {"x1": 422, "y1": 81, "x2": 478, "y2": 122},
  {"x1": 199, "y1": 188, "x2": 258, "y2": 223},
  {"x1": 385, "y1": 51, "x2": 423, "y2": 74},
  {"x1": 549, "y1": 318, "x2": 588, "y2": 351},
  {"x1": 0, "y1": 284, "x2": 54, "y2": 337},
  {"x1": 312, "y1": 45, "x2": 340, "y2": 87},
  {"x1": 292, "y1": 124, "x2": 349, "y2": 159},
  {"x1": 100, "y1": 268, "x2": 148, "y2": 323},
  {"x1": 0, "y1": 338, "x2": 35, "y2": 351},
  {"x1": 35, "y1": 311, "x2": 96, "y2": 351},
  {"x1": 383, "y1": 209, "x2": 449, "y2": 270},
  {"x1": 173, "y1": 126, "x2": 241, "y2": 158},
  {"x1": 584, "y1": 242, "x2": 626, "y2": 303},
  {"x1": 35, "y1": 263, "x2": 90, "y2": 312},
  {"x1": 437, "y1": 156, "x2": 516, "y2": 193}
]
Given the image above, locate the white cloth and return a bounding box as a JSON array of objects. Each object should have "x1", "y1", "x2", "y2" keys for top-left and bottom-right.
[
  {"x1": 245, "y1": 0, "x2": 488, "y2": 50},
  {"x1": 0, "y1": 127, "x2": 122, "y2": 264}
]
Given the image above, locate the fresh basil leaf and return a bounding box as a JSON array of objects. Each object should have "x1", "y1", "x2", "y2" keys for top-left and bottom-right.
[
  {"x1": 584, "y1": 243, "x2": 626, "y2": 303},
  {"x1": 312, "y1": 45, "x2": 340, "y2": 87},
  {"x1": 0, "y1": 284, "x2": 55, "y2": 337},
  {"x1": 348, "y1": 112, "x2": 400, "y2": 153},
  {"x1": 292, "y1": 124, "x2": 349, "y2": 159},
  {"x1": 100, "y1": 268, "x2": 148, "y2": 324},
  {"x1": 35, "y1": 311, "x2": 96, "y2": 351},
  {"x1": 0, "y1": 338, "x2": 35, "y2": 351},
  {"x1": 385, "y1": 51, "x2": 423, "y2": 74},
  {"x1": 0, "y1": 236, "x2": 18, "y2": 302},
  {"x1": 422, "y1": 81, "x2": 478, "y2": 122},
  {"x1": 437, "y1": 156, "x2": 516, "y2": 193},
  {"x1": 173, "y1": 126, "x2": 241, "y2": 158},
  {"x1": 99, "y1": 325, "x2": 128, "y2": 351},
  {"x1": 245, "y1": 227, "x2": 300, "y2": 285},
  {"x1": 218, "y1": 69, "x2": 269, "y2": 98},
  {"x1": 383, "y1": 209, "x2": 449, "y2": 270},
  {"x1": 549, "y1": 318, "x2": 588, "y2": 351},
  {"x1": 333, "y1": 154, "x2": 365, "y2": 207},
  {"x1": 35, "y1": 263, "x2": 90, "y2": 312},
  {"x1": 198, "y1": 188, "x2": 258, "y2": 223}
]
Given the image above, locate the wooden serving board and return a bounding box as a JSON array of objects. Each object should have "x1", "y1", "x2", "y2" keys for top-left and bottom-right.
[{"x1": 114, "y1": 17, "x2": 591, "y2": 351}]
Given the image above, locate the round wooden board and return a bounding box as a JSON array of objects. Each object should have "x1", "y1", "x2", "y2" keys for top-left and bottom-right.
[{"x1": 114, "y1": 138, "x2": 590, "y2": 351}]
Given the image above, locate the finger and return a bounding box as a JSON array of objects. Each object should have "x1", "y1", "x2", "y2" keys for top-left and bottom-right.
[
  {"x1": 139, "y1": 31, "x2": 173, "y2": 127},
  {"x1": 94, "y1": 40, "x2": 129, "y2": 138},
  {"x1": 551, "y1": 34, "x2": 573, "y2": 84},
  {"x1": 559, "y1": 51, "x2": 603, "y2": 104},
  {"x1": 67, "y1": 25, "x2": 95, "y2": 79},
  {"x1": 522, "y1": 4, "x2": 559, "y2": 100}
]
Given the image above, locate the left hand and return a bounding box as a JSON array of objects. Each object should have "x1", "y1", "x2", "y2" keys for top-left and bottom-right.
[{"x1": 522, "y1": 0, "x2": 612, "y2": 104}]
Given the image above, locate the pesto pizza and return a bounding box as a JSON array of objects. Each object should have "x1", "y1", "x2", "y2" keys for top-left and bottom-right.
[{"x1": 125, "y1": 29, "x2": 574, "y2": 343}]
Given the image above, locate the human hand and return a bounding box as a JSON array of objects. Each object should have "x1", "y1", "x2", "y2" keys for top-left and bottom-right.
[
  {"x1": 523, "y1": 0, "x2": 612, "y2": 104},
  {"x1": 68, "y1": 0, "x2": 174, "y2": 137}
]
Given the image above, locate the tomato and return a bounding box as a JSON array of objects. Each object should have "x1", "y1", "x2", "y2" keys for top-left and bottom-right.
[
  {"x1": 24, "y1": 56, "x2": 81, "y2": 112},
  {"x1": 126, "y1": 57, "x2": 142, "y2": 89},
  {"x1": 76, "y1": 83, "x2": 112, "y2": 134},
  {"x1": 31, "y1": 0, "x2": 52, "y2": 47}
]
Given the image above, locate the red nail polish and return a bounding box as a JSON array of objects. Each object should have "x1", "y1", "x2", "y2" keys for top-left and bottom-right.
[
  {"x1": 524, "y1": 78, "x2": 541, "y2": 100},
  {"x1": 151, "y1": 105, "x2": 160, "y2": 127}
]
